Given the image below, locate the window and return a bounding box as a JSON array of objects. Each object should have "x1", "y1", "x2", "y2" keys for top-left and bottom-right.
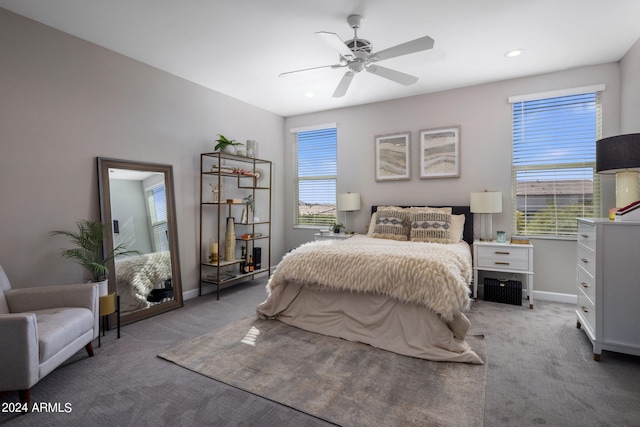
[
  {"x1": 147, "y1": 185, "x2": 169, "y2": 251},
  {"x1": 292, "y1": 124, "x2": 337, "y2": 227},
  {"x1": 510, "y1": 86, "x2": 603, "y2": 237}
]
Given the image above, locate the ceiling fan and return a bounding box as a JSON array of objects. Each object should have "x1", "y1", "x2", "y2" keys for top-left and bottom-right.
[{"x1": 279, "y1": 14, "x2": 435, "y2": 98}]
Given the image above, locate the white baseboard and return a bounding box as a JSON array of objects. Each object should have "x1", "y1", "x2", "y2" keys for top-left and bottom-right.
[{"x1": 532, "y1": 290, "x2": 577, "y2": 305}]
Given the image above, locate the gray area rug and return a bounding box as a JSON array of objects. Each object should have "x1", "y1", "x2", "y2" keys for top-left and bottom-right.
[{"x1": 159, "y1": 317, "x2": 487, "y2": 427}]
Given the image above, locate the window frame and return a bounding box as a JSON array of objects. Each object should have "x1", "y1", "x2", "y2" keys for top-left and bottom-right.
[
  {"x1": 509, "y1": 85, "x2": 604, "y2": 239},
  {"x1": 291, "y1": 123, "x2": 338, "y2": 229}
]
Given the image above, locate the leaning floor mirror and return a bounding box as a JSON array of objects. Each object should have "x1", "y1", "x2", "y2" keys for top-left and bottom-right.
[{"x1": 97, "y1": 157, "x2": 183, "y2": 325}]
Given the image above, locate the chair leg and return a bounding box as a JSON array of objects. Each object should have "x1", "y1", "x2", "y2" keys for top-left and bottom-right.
[
  {"x1": 85, "y1": 342, "x2": 94, "y2": 357},
  {"x1": 18, "y1": 389, "x2": 30, "y2": 409}
]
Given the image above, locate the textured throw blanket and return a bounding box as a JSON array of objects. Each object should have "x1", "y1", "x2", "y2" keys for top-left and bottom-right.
[
  {"x1": 266, "y1": 235, "x2": 472, "y2": 321},
  {"x1": 116, "y1": 251, "x2": 172, "y2": 312}
]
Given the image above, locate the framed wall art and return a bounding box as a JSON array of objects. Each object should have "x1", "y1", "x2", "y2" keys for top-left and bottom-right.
[
  {"x1": 419, "y1": 126, "x2": 460, "y2": 178},
  {"x1": 374, "y1": 132, "x2": 411, "y2": 181}
]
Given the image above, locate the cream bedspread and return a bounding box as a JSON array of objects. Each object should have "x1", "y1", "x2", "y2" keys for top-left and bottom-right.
[{"x1": 262, "y1": 235, "x2": 472, "y2": 321}]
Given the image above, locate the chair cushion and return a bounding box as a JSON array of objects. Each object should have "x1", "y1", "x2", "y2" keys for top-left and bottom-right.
[
  {"x1": 33, "y1": 307, "x2": 94, "y2": 362},
  {"x1": 0, "y1": 264, "x2": 11, "y2": 314}
]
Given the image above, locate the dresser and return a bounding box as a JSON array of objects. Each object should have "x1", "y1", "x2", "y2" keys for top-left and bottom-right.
[
  {"x1": 473, "y1": 240, "x2": 534, "y2": 308},
  {"x1": 576, "y1": 218, "x2": 640, "y2": 360}
]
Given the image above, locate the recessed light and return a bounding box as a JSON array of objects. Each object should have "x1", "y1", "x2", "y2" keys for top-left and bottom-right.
[
  {"x1": 505, "y1": 49, "x2": 525, "y2": 58},
  {"x1": 305, "y1": 92, "x2": 315, "y2": 98}
]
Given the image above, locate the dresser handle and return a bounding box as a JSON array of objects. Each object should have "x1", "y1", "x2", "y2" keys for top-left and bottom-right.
[
  {"x1": 495, "y1": 262, "x2": 510, "y2": 265},
  {"x1": 581, "y1": 234, "x2": 589, "y2": 238},
  {"x1": 581, "y1": 306, "x2": 589, "y2": 313},
  {"x1": 495, "y1": 251, "x2": 510, "y2": 255},
  {"x1": 580, "y1": 282, "x2": 589, "y2": 288},
  {"x1": 581, "y1": 258, "x2": 589, "y2": 263}
]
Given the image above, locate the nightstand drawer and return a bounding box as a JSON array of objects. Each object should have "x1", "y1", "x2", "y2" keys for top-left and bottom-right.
[
  {"x1": 577, "y1": 266, "x2": 595, "y2": 304},
  {"x1": 577, "y1": 244, "x2": 595, "y2": 277},
  {"x1": 476, "y1": 246, "x2": 530, "y2": 271}
]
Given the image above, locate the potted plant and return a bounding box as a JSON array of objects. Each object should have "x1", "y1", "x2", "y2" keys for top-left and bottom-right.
[
  {"x1": 331, "y1": 222, "x2": 344, "y2": 234},
  {"x1": 51, "y1": 219, "x2": 140, "y2": 295},
  {"x1": 214, "y1": 134, "x2": 242, "y2": 154}
]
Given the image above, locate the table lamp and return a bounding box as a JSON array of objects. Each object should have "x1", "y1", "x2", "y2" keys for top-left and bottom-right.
[
  {"x1": 470, "y1": 190, "x2": 503, "y2": 241},
  {"x1": 596, "y1": 133, "x2": 640, "y2": 208},
  {"x1": 337, "y1": 192, "x2": 361, "y2": 233}
]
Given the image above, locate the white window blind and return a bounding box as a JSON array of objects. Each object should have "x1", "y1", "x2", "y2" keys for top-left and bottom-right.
[
  {"x1": 511, "y1": 90, "x2": 602, "y2": 237},
  {"x1": 293, "y1": 125, "x2": 337, "y2": 227},
  {"x1": 147, "y1": 185, "x2": 169, "y2": 251}
]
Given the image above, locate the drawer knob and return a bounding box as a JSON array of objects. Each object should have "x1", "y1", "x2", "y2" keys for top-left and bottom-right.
[
  {"x1": 581, "y1": 306, "x2": 589, "y2": 313},
  {"x1": 580, "y1": 282, "x2": 589, "y2": 288},
  {"x1": 581, "y1": 258, "x2": 589, "y2": 263},
  {"x1": 581, "y1": 234, "x2": 589, "y2": 238},
  {"x1": 495, "y1": 262, "x2": 510, "y2": 265},
  {"x1": 495, "y1": 251, "x2": 510, "y2": 255}
]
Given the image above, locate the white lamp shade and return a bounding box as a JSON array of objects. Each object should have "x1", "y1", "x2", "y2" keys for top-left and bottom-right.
[
  {"x1": 337, "y1": 193, "x2": 361, "y2": 212},
  {"x1": 470, "y1": 191, "x2": 503, "y2": 213}
]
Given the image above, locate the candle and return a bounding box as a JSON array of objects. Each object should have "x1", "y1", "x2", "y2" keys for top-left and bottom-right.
[{"x1": 210, "y1": 243, "x2": 218, "y2": 255}]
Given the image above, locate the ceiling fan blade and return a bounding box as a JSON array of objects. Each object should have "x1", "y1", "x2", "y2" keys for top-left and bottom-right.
[
  {"x1": 316, "y1": 31, "x2": 354, "y2": 59},
  {"x1": 332, "y1": 71, "x2": 355, "y2": 98},
  {"x1": 366, "y1": 65, "x2": 419, "y2": 86},
  {"x1": 278, "y1": 64, "x2": 343, "y2": 77},
  {"x1": 369, "y1": 35, "x2": 435, "y2": 62}
]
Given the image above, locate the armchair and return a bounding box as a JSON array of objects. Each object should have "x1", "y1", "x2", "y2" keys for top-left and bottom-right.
[{"x1": 0, "y1": 264, "x2": 99, "y2": 407}]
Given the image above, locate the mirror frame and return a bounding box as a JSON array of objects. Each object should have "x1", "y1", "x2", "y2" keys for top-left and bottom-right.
[{"x1": 97, "y1": 157, "x2": 183, "y2": 325}]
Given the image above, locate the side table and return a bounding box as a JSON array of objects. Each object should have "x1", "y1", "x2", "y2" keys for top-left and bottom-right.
[
  {"x1": 473, "y1": 240, "x2": 534, "y2": 308},
  {"x1": 98, "y1": 293, "x2": 120, "y2": 347},
  {"x1": 314, "y1": 232, "x2": 354, "y2": 242}
]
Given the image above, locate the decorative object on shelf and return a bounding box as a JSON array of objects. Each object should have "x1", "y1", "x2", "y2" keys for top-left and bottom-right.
[
  {"x1": 50, "y1": 219, "x2": 140, "y2": 296},
  {"x1": 246, "y1": 140, "x2": 257, "y2": 158},
  {"x1": 420, "y1": 126, "x2": 461, "y2": 178},
  {"x1": 337, "y1": 192, "x2": 361, "y2": 233},
  {"x1": 375, "y1": 132, "x2": 411, "y2": 181},
  {"x1": 209, "y1": 183, "x2": 221, "y2": 203},
  {"x1": 331, "y1": 222, "x2": 344, "y2": 234},
  {"x1": 496, "y1": 231, "x2": 506, "y2": 243},
  {"x1": 209, "y1": 242, "x2": 218, "y2": 263},
  {"x1": 224, "y1": 217, "x2": 236, "y2": 261},
  {"x1": 470, "y1": 190, "x2": 502, "y2": 242},
  {"x1": 214, "y1": 134, "x2": 242, "y2": 154},
  {"x1": 596, "y1": 133, "x2": 640, "y2": 208},
  {"x1": 253, "y1": 167, "x2": 265, "y2": 185}
]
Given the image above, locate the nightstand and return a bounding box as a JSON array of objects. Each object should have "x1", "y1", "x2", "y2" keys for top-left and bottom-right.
[
  {"x1": 473, "y1": 239, "x2": 534, "y2": 308},
  {"x1": 314, "y1": 233, "x2": 354, "y2": 241}
]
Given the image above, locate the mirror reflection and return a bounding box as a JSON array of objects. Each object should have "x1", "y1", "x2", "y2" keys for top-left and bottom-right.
[{"x1": 97, "y1": 158, "x2": 183, "y2": 325}]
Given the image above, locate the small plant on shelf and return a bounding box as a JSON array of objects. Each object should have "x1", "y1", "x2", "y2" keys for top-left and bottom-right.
[{"x1": 214, "y1": 134, "x2": 242, "y2": 153}]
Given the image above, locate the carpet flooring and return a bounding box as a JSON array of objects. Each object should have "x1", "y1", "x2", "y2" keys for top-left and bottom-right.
[{"x1": 159, "y1": 316, "x2": 487, "y2": 427}]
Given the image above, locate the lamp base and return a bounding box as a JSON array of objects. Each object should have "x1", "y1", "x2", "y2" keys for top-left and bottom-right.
[
  {"x1": 478, "y1": 213, "x2": 493, "y2": 242},
  {"x1": 616, "y1": 170, "x2": 639, "y2": 208}
]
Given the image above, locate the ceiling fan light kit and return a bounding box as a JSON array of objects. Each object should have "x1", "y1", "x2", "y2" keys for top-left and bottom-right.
[{"x1": 280, "y1": 14, "x2": 435, "y2": 98}]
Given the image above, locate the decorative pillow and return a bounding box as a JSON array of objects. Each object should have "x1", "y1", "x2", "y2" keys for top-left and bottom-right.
[
  {"x1": 410, "y1": 207, "x2": 452, "y2": 243},
  {"x1": 449, "y1": 214, "x2": 465, "y2": 243},
  {"x1": 371, "y1": 207, "x2": 411, "y2": 241},
  {"x1": 367, "y1": 212, "x2": 377, "y2": 236}
]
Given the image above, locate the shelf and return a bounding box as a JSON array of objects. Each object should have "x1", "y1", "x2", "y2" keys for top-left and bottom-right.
[{"x1": 201, "y1": 268, "x2": 270, "y2": 285}]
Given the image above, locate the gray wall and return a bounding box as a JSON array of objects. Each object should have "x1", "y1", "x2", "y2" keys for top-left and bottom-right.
[
  {"x1": 284, "y1": 63, "x2": 626, "y2": 298},
  {"x1": 0, "y1": 9, "x2": 286, "y2": 295},
  {"x1": 621, "y1": 37, "x2": 640, "y2": 133}
]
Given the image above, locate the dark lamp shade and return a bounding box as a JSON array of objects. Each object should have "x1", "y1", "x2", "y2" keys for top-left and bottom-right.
[{"x1": 596, "y1": 133, "x2": 640, "y2": 174}]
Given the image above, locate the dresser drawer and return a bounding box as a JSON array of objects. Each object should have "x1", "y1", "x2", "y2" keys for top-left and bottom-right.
[
  {"x1": 476, "y1": 245, "x2": 530, "y2": 271},
  {"x1": 577, "y1": 288, "x2": 596, "y2": 332},
  {"x1": 577, "y1": 222, "x2": 596, "y2": 251},
  {"x1": 577, "y1": 266, "x2": 595, "y2": 304},
  {"x1": 576, "y1": 244, "x2": 595, "y2": 277}
]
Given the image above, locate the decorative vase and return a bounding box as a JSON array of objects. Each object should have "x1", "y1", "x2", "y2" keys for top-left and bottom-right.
[
  {"x1": 94, "y1": 279, "x2": 109, "y2": 296},
  {"x1": 246, "y1": 140, "x2": 257, "y2": 158},
  {"x1": 224, "y1": 217, "x2": 236, "y2": 261}
]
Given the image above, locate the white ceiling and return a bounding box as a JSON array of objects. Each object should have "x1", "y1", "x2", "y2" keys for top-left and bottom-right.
[{"x1": 2, "y1": 0, "x2": 640, "y2": 117}]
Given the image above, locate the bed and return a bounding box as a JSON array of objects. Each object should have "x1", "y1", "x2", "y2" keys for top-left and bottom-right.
[
  {"x1": 115, "y1": 251, "x2": 172, "y2": 313},
  {"x1": 256, "y1": 206, "x2": 483, "y2": 364}
]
